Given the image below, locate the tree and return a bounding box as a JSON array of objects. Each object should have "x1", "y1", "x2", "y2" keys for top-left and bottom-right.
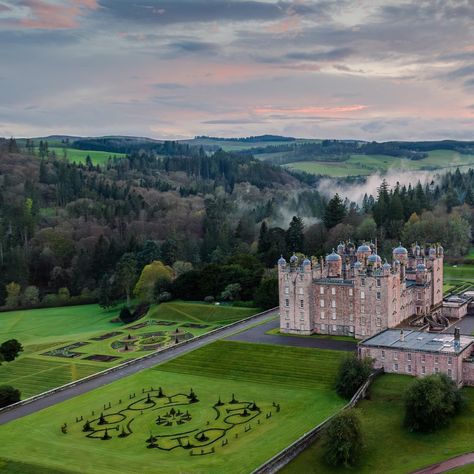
[
  {"x1": 98, "y1": 274, "x2": 114, "y2": 309},
  {"x1": 5, "y1": 282, "x2": 21, "y2": 308},
  {"x1": 134, "y1": 260, "x2": 173, "y2": 303},
  {"x1": 286, "y1": 216, "x2": 305, "y2": 253},
  {"x1": 172, "y1": 261, "x2": 193, "y2": 278},
  {"x1": 254, "y1": 278, "x2": 278, "y2": 309},
  {"x1": 335, "y1": 354, "x2": 373, "y2": 399},
  {"x1": 404, "y1": 374, "x2": 463, "y2": 433},
  {"x1": 220, "y1": 283, "x2": 241, "y2": 301},
  {"x1": 355, "y1": 217, "x2": 377, "y2": 242},
  {"x1": 323, "y1": 194, "x2": 346, "y2": 229},
  {"x1": 0, "y1": 385, "x2": 21, "y2": 408},
  {"x1": 119, "y1": 306, "x2": 134, "y2": 323},
  {"x1": 116, "y1": 253, "x2": 138, "y2": 306},
  {"x1": 0, "y1": 339, "x2": 23, "y2": 362},
  {"x1": 323, "y1": 410, "x2": 363, "y2": 467},
  {"x1": 21, "y1": 285, "x2": 39, "y2": 306},
  {"x1": 57, "y1": 287, "x2": 70, "y2": 302}
]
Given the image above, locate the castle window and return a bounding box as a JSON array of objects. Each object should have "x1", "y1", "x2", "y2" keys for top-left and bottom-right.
[
  {"x1": 299, "y1": 288, "x2": 304, "y2": 295},
  {"x1": 285, "y1": 274, "x2": 289, "y2": 281},
  {"x1": 407, "y1": 353, "x2": 412, "y2": 361},
  {"x1": 321, "y1": 323, "x2": 326, "y2": 331},
  {"x1": 448, "y1": 368, "x2": 453, "y2": 378},
  {"x1": 320, "y1": 287, "x2": 324, "y2": 295},
  {"x1": 349, "y1": 314, "x2": 353, "y2": 322},
  {"x1": 434, "y1": 367, "x2": 439, "y2": 374},
  {"x1": 300, "y1": 300, "x2": 304, "y2": 309},
  {"x1": 285, "y1": 287, "x2": 289, "y2": 294},
  {"x1": 361, "y1": 291, "x2": 365, "y2": 300},
  {"x1": 320, "y1": 311, "x2": 325, "y2": 319},
  {"x1": 361, "y1": 328, "x2": 366, "y2": 336},
  {"x1": 286, "y1": 323, "x2": 289, "y2": 329},
  {"x1": 300, "y1": 312, "x2": 304, "y2": 320},
  {"x1": 320, "y1": 300, "x2": 325, "y2": 308},
  {"x1": 376, "y1": 317, "x2": 381, "y2": 326},
  {"x1": 435, "y1": 356, "x2": 439, "y2": 364},
  {"x1": 299, "y1": 274, "x2": 304, "y2": 281},
  {"x1": 361, "y1": 317, "x2": 366, "y2": 325},
  {"x1": 331, "y1": 300, "x2": 336, "y2": 308},
  {"x1": 331, "y1": 313, "x2": 336, "y2": 320},
  {"x1": 421, "y1": 354, "x2": 425, "y2": 363},
  {"x1": 349, "y1": 326, "x2": 354, "y2": 333},
  {"x1": 349, "y1": 288, "x2": 353, "y2": 296},
  {"x1": 421, "y1": 366, "x2": 426, "y2": 374},
  {"x1": 376, "y1": 291, "x2": 381, "y2": 300},
  {"x1": 393, "y1": 363, "x2": 399, "y2": 372},
  {"x1": 381, "y1": 350, "x2": 385, "y2": 359},
  {"x1": 285, "y1": 299, "x2": 289, "y2": 307},
  {"x1": 407, "y1": 365, "x2": 412, "y2": 373},
  {"x1": 332, "y1": 324, "x2": 337, "y2": 331},
  {"x1": 376, "y1": 278, "x2": 381, "y2": 288},
  {"x1": 393, "y1": 352, "x2": 398, "y2": 360},
  {"x1": 448, "y1": 357, "x2": 452, "y2": 365},
  {"x1": 361, "y1": 278, "x2": 366, "y2": 286},
  {"x1": 331, "y1": 287, "x2": 336, "y2": 295},
  {"x1": 285, "y1": 311, "x2": 289, "y2": 319}
]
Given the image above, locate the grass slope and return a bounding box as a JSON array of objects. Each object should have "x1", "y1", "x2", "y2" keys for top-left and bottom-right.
[
  {"x1": 48, "y1": 147, "x2": 126, "y2": 165},
  {"x1": 0, "y1": 302, "x2": 259, "y2": 399},
  {"x1": 0, "y1": 341, "x2": 345, "y2": 474},
  {"x1": 283, "y1": 374, "x2": 474, "y2": 474}
]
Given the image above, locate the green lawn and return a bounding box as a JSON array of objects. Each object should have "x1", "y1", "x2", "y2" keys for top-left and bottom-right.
[
  {"x1": 444, "y1": 264, "x2": 474, "y2": 283},
  {"x1": 48, "y1": 147, "x2": 126, "y2": 165},
  {"x1": 283, "y1": 374, "x2": 474, "y2": 474},
  {"x1": 0, "y1": 341, "x2": 346, "y2": 474},
  {"x1": 285, "y1": 150, "x2": 474, "y2": 177},
  {"x1": 0, "y1": 302, "x2": 259, "y2": 399}
]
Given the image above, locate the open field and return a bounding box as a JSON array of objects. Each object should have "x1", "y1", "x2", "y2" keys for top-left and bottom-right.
[
  {"x1": 283, "y1": 374, "x2": 474, "y2": 474},
  {"x1": 285, "y1": 150, "x2": 474, "y2": 177},
  {"x1": 0, "y1": 341, "x2": 346, "y2": 474},
  {"x1": 0, "y1": 302, "x2": 258, "y2": 399},
  {"x1": 48, "y1": 147, "x2": 126, "y2": 165}
]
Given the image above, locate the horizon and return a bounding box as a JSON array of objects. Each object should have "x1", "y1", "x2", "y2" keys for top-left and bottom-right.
[{"x1": 1, "y1": 1, "x2": 474, "y2": 141}]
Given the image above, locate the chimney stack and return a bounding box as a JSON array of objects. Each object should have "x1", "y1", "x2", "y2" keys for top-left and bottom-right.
[
  {"x1": 454, "y1": 327, "x2": 460, "y2": 349},
  {"x1": 400, "y1": 329, "x2": 405, "y2": 343}
]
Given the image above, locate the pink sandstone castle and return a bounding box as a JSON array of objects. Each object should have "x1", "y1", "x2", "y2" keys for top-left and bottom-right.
[
  {"x1": 278, "y1": 241, "x2": 474, "y2": 386},
  {"x1": 278, "y1": 242, "x2": 444, "y2": 339}
]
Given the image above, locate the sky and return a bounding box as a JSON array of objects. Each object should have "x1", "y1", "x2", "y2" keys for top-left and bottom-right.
[{"x1": 0, "y1": 0, "x2": 473, "y2": 141}]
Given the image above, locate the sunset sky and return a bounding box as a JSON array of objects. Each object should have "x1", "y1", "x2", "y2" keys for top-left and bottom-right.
[{"x1": 1, "y1": 0, "x2": 473, "y2": 140}]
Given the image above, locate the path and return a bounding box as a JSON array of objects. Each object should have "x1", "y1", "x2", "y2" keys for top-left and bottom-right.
[
  {"x1": 412, "y1": 452, "x2": 474, "y2": 473},
  {"x1": 226, "y1": 318, "x2": 357, "y2": 351},
  {"x1": 0, "y1": 310, "x2": 278, "y2": 426}
]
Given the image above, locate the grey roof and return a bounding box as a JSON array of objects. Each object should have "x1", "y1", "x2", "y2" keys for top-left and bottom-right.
[
  {"x1": 357, "y1": 244, "x2": 371, "y2": 252},
  {"x1": 393, "y1": 244, "x2": 408, "y2": 254},
  {"x1": 326, "y1": 251, "x2": 341, "y2": 262},
  {"x1": 360, "y1": 329, "x2": 474, "y2": 355}
]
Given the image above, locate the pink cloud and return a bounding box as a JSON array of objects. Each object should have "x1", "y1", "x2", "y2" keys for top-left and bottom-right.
[
  {"x1": 14, "y1": 0, "x2": 97, "y2": 30},
  {"x1": 254, "y1": 105, "x2": 368, "y2": 116}
]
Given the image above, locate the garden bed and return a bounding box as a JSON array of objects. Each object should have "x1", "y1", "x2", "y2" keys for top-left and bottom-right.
[
  {"x1": 90, "y1": 331, "x2": 123, "y2": 341},
  {"x1": 83, "y1": 354, "x2": 121, "y2": 362}
]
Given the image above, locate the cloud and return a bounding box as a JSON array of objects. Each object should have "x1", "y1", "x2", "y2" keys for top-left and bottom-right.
[
  {"x1": 153, "y1": 82, "x2": 187, "y2": 90},
  {"x1": 254, "y1": 105, "x2": 368, "y2": 116},
  {"x1": 285, "y1": 47, "x2": 355, "y2": 62},
  {"x1": 167, "y1": 40, "x2": 219, "y2": 54},
  {"x1": 1, "y1": 0, "x2": 97, "y2": 30}
]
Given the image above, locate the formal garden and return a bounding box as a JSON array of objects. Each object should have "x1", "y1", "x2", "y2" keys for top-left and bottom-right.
[
  {"x1": 0, "y1": 302, "x2": 260, "y2": 399},
  {"x1": 0, "y1": 341, "x2": 346, "y2": 474}
]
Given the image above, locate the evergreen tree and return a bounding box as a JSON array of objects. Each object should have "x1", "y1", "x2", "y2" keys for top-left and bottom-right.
[
  {"x1": 98, "y1": 274, "x2": 114, "y2": 309},
  {"x1": 323, "y1": 194, "x2": 346, "y2": 229},
  {"x1": 285, "y1": 216, "x2": 305, "y2": 253}
]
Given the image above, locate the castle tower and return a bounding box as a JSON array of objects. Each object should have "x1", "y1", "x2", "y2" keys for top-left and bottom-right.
[
  {"x1": 393, "y1": 244, "x2": 408, "y2": 280},
  {"x1": 326, "y1": 250, "x2": 342, "y2": 278}
]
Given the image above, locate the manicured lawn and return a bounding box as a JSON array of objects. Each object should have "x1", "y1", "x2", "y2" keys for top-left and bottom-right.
[
  {"x1": 283, "y1": 374, "x2": 474, "y2": 474},
  {"x1": 0, "y1": 341, "x2": 346, "y2": 474},
  {"x1": 48, "y1": 147, "x2": 126, "y2": 165},
  {"x1": 444, "y1": 264, "x2": 474, "y2": 283},
  {"x1": 0, "y1": 302, "x2": 259, "y2": 399}
]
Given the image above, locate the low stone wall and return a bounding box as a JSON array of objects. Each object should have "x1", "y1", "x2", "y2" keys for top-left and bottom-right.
[
  {"x1": 0, "y1": 307, "x2": 278, "y2": 419},
  {"x1": 252, "y1": 369, "x2": 384, "y2": 474}
]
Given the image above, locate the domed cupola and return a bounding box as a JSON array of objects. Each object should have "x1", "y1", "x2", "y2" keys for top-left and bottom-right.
[
  {"x1": 337, "y1": 242, "x2": 345, "y2": 254},
  {"x1": 302, "y1": 258, "x2": 311, "y2": 266},
  {"x1": 278, "y1": 255, "x2": 287, "y2": 266},
  {"x1": 354, "y1": 261, "x2": 362, "y2": 269},
  {"x1": 326, "y1": 250, "x2": 342, "y2": 262},
  {"x1": 357, "y1": 243, "x2": 371, "y2": 253},
  {"x1": 393, "y1": 243, "x2": 408, "y2": 256},
  {"x1": 290, "y1": 253, "x2": 298, "y2": 265},
  {"x1": 416, "y1": 263, "x2": 427, "y2": 272},
  {"x1": 382, "y1": 261, "x2": 391, "y2": 270},
  {"x1": 367, "y1": 253, "x2": 382, "y2": 264}
]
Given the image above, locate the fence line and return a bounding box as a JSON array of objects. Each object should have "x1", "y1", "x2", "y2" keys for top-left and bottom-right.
[
  {"x1": 0, "y1": 307, "x2": 278, "y2": 418},
  {"x1": 252, "y1": 369, "x2": 384, "y2": 474}
]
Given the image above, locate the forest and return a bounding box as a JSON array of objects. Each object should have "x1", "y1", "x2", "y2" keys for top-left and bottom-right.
[{"x1": 0, "y1": 137, "x2": 472, "y2": 310}]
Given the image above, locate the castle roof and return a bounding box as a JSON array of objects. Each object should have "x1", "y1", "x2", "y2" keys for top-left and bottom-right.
[{"x1": 326, "y1": 250, "x2": 341, "y2": 262}]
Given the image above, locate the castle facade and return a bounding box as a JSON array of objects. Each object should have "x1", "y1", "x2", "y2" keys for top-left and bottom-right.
[{"x1": 278, "y1": 242, "x2": 444, "y2": 339}]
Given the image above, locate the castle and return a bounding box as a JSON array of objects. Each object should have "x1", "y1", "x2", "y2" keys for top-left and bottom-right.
[{"x1": 278, "y1": 242, "x2": 444, "y2": 339}]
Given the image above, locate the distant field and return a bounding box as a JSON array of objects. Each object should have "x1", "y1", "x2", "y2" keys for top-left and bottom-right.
[
  {"x1": 184, "y1": 138, "x2": 321, "y2": 152},
  {"x1": 283, "y1": 374, "x2": 474, "y2": 474},
  {"x1": 48, "y1": 147, "x2": 126, "y2": 165},
  {"x1": 284, "y1": 150, "x2": 474, "y2": 177},
  {"x1": 0, "y1": 302, "x2": 258, "y2": 398},
  {"x1": 0, "y1": 341, "x2": 345, "y2": 474}
]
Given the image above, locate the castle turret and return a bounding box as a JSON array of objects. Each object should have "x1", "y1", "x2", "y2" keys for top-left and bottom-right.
[
  {"x1": 356, "y1": 243, "x2": 371, "y2": 263},
  {"x1": 326, "y1": 250, "x2": 342, "y2": 278}
]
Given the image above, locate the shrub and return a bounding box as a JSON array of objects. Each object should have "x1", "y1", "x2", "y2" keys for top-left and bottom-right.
[
  {"x1": 219, "y1": 283, "x2": 241, "y2": 301},
  {"x1": 0, "y1": 339, "x2": 23, "y2": 362},
  {"x1": 0, "y1": 385, "x2": 21, "y2": 408},
  {"x1": 323, "y1": 410, "x2": 363, "y2": 467},
  {"x1": 335, "y1": 354, "x2": 373, "y2": 399},
  {"x1": 404, "y1": 373, "x2": 464, "y2": 432},
  {"x1": 119, "y1": 306, "x2": 134, "y2": 323}
]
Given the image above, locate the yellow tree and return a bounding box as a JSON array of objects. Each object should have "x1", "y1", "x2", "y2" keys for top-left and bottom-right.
[{"x1": 133, "y1": 261, "x2": 173, "y2": 303}]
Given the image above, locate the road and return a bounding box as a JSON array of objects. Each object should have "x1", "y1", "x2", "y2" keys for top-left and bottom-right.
[
  {"x1": 0, "y1": 310, "x2": 278, "y2": 426},
  {"x1": 227, "y1": 318, "x2": 357, "y2": 351},
  {"x1": 412, "y1": 452, "x2": 474, "y2": 473}
]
